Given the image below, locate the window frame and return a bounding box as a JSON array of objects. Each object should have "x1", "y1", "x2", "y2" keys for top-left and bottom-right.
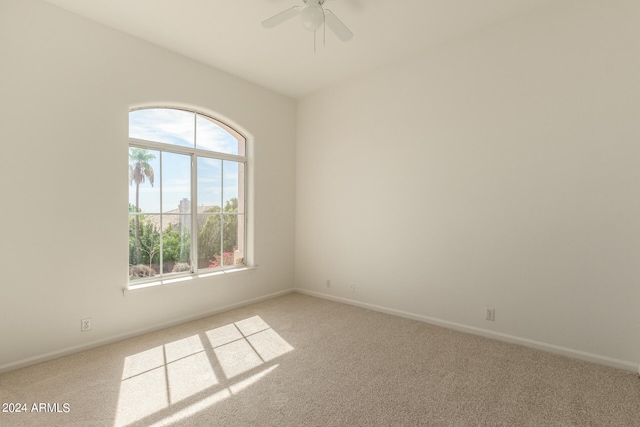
[{"x1": 127, "y1": 107, "x2": 248, "y2": 287}]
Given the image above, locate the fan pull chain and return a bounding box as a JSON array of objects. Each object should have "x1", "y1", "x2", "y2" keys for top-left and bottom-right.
[
  {"x1": 312, "y1": 12, "x2": 330, "y2": 53},
  {"x1": 312, "y1": 16, "x2": 326, "y2": 53},
  {"x1": 323, "y1": 14, "x2": 326, "y2": 46}
]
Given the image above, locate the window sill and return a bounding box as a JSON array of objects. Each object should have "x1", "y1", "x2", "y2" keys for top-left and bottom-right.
[{"x1": 122, "y1": 265, "x2": 257, "y2": 296}]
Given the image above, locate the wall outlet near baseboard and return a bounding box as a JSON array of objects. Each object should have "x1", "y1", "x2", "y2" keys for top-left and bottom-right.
[
  {"x1": 81, "y1": 318, "x2": 91, "y2": 332},
  {"x1": 485, "y1": 308, "x2": 495, "y2": 322}
]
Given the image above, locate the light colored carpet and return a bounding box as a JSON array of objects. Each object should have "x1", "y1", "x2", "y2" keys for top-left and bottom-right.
[{"x1": 1, "y1": 292, "x2": 639, "y2": 426}]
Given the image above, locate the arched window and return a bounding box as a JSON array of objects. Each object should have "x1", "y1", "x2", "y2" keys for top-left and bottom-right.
[{"x1": 128, "y1": 107, "x2": 247, "y2": 284}]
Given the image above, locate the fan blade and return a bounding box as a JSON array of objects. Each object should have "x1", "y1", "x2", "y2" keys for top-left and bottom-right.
[
  {"x1": 262, "y1": 6, "x2": 303, "y2": 28},
  {"x1": 324, "y1": 9, "x2": 353, "y2": 41}
]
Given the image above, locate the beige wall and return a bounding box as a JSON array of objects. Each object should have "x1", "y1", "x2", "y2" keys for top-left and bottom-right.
[
  {"x1": 295, "y1": 0, "x2": 640, "y2": 370},
  {"x1": 0, "y1": 0, "x2": 296, "y2": 370}
]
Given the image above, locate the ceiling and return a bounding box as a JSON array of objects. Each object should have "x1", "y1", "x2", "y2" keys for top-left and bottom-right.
[{"x1": 44, "y1": 0, "x2": 560, "y2": 99}]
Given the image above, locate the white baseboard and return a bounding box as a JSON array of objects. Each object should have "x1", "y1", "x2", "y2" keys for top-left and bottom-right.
[
  {"x1": 0, "y1": 288, "x2": 295, "y2": 374},
  {"x1": 294, "y1": 288, "x2": 638, "y2": 373},
  {"x1": 4, "y1": 287, "x2": 636, "y2": 374}
]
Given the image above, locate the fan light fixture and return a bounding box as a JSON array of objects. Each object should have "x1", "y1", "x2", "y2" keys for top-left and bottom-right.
[
  {"x1": 300, "y1": 2, "x2": 324, "y2": 31},
  {"x1": 261, "y1": 0, "x2": 354, "y2": 47}
]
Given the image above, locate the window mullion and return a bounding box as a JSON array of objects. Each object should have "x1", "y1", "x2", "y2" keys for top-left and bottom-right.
[
  {"x1": 192, "y1": 114, "x2": 198, "y2": 273},
  {"x1": 129, "y1": 138, "x2": 244, "y2": 162},
  {"x1": 220, "y1": 161, "x2": 225, "y2": 266},
  {"x1": 159, "y1": 152, "x2": 163, "y2": 276},
  {"x1": 242, "y1": 161, "x2": 247, "y2": 266},
  {"x1": 191, "y1": 155, "x2": 197, "y2": 273}
]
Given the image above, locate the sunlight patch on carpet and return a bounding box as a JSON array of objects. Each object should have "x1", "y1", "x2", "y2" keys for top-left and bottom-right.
[
  {"x1": 147, "y1": 365, "x2": 280, "y2": 427},
  {"x1": 214, "y1": 339, "x2": 264, "y2": 378},
  {"x1": 114, "y1": 316, "x2": 293, "y2": 427},
  {"x1": 247, "y1": 328, "x2": 294, "y2": 362}
]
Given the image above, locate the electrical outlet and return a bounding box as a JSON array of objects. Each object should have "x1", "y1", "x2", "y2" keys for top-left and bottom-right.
[
  {"x1": 81, "y1": 318, "x2": 92, "y2": 332},
  {"x1": 485, "y1": 308, "x2": 495, "y2": 322},
  {"x1": 326, "y1": 279, "x2": 331, "y2": 288}
]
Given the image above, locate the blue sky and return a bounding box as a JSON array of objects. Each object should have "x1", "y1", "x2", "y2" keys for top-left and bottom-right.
[{"x1": 129, "y1": 108, "x2": 242, "y2": 214}]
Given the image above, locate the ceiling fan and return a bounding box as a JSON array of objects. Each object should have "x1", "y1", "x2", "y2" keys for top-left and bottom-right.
[{"x1": 262, "y1": 0, "x2": 353, "y2": 42}]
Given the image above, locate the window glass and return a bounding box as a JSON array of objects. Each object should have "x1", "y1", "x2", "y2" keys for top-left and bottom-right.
[
  {"x1": 129, "y1": 108, "x2": 195, "y2": 148},
  {"x1": 161, "y1": 152, "x2": 191, "y2": 213},
  {"x1": 196, "y1": 115, "x2": 243, "y2": 155},
  {"x1": 129, "y1": 148, "x2": 160, "y2": 214},
  {"x1": 223, "y1": 161, "x2": 240, "y2": 210},
  {"x1": 197, "y1": 157, "x2": 222, "y2": 209},
  {"x1": 197, "y1": 213, "x2": 221, "y2": 270}
]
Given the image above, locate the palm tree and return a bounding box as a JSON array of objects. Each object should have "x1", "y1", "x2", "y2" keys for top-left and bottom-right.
[{"x1": 129, "y1": 148, "x2": 155, "y2": 265}]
